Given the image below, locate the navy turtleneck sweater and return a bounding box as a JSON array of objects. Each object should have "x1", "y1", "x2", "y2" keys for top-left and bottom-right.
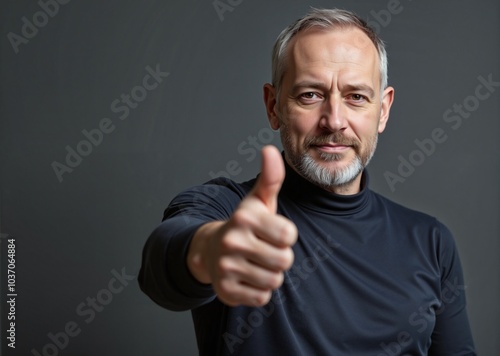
[{"x1": 139, "y1": 160, "x2": 476, "y2": 355}]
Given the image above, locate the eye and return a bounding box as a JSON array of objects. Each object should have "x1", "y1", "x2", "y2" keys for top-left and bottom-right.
[
  {"x1": 300, "y1": 92, "x2": 318, "y2": 99},
  {"x1": 345, "y1": 93, "x2": 370, "y2": 105},
  {"x1": 298, "y1": 92, "x2": 323, "y2": 103},
  {"x1": 348, "y1": 93, "x2": 366, "y2": 101}
]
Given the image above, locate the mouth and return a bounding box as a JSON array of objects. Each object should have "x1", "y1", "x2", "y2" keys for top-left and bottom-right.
[{"x1": 312, "y1": 143, "x2": 352, "y2": 153}]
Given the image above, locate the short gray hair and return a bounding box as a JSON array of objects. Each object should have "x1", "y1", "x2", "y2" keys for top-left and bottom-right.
[{"x1": 271, "y1": 8, "x2": 388, "y2": 99}]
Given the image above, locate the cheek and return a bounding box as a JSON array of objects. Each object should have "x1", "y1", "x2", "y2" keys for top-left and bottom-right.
[
  {"x1": 350, "y1": 112, "x2": 380, "y2": 139},
  {"x1": 283, "y1": 120, "x2": 315, "y2": 149},
  {"x1": 283, "y1": 108, "x2": 318, "y2": 139}
]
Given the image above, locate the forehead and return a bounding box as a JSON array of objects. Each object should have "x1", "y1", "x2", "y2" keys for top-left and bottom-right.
[{"x1": 284, "y1": 27, "x2": 380, "y2": 84}]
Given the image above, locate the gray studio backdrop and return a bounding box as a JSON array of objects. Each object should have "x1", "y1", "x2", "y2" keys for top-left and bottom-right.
[{"x1": 1, "y1": 0, "x2": 498, "y2": 355}]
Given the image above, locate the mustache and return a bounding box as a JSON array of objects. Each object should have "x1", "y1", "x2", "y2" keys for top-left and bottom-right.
[{"x1": 304, "y1": 132, "x2": 360, "y2": 148}]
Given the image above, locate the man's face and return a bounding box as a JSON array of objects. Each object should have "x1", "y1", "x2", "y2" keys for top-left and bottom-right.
[{"x1": 264, "y1": 27, "x2": 394, "y2": 194}]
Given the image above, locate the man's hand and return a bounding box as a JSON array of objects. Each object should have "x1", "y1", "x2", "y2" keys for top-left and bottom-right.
[{"x1": 187, "y1": 145, "x2": 298, "y2": 307}]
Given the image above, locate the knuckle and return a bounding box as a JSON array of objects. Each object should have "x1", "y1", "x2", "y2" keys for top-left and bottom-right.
[
  {"x1": 289, "y1": 223, "x2": 299, "y2": 243},
  {"x1": 277, "y1": 220, "x2": 298, "y2": 245},
  {"x1": 274, "y1": 248, "x2": 294, "y2": 270},
  {"x1": 254, "y1": 291, "x2": 272, "y2": 306},
  {"x1": 284, "y1": 248, "x2": 295, "y2": 269},
  {"x1": 231, "y1": 209, "x2": 254, "y2": 227},
  {"x1": 217, "y1": 278, "x2": 236, "y2": 297},
  {"x1": 220, "y1": 233, "x2": 246, "y2": 253},
  {"x1": 272, "y1": 254, "x2": 287, "y2": 271},
  {"x1": 220, "y1": 234, "x2": 237, "y2": 252},
  {"x1": 216, "y1": 257, "x2": 234, "y2": 275},
  {"x1": 269, "y1": 272, "x2": 284, "y2": 289}
]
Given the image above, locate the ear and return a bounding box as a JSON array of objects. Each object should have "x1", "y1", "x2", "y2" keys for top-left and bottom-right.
[
  {"x1": 378, "y1": 86, "x2": 394, "y2": 134},
  {"x1": 263, "y1": 83, "x2": 280, "y2": 130}
]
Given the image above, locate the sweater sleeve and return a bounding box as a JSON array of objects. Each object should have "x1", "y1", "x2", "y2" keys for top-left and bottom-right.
[
  {"x1": 138, "y1": 179, "x2": 244, "y2": 311},
  {"x1": 429, "y1": 222, "x2": 476, "y2": 355}
]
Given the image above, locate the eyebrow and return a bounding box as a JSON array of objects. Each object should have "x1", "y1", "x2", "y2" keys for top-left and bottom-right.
[
  {"x1": 343, "y1": 84, "x2": 375, "y2": 99},
  {"x1": 291, "y1": 81, "x2": 375, "y2": 98},
  {"x1": 291, "y1": 81, "x2": 329, "y2": 94}
]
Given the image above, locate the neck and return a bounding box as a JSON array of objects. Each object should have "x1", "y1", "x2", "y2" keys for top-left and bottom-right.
[{"x1": 323, "y1": 175, "x2": 362, "y2": 195}]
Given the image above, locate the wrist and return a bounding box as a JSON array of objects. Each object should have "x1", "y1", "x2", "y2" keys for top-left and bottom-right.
[{"x1": 187, "y1": 221, "x2": 224, "y2": 284}]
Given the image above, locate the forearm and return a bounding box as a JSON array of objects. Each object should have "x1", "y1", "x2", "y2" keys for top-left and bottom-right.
[{"x1": 138, "y1": 216, "x2": 216, "y2": 311}]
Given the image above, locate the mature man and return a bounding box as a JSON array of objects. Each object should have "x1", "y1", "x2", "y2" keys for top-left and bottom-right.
[{"x1": 139, "y1": 8, "x2": 476, "y2": 355}]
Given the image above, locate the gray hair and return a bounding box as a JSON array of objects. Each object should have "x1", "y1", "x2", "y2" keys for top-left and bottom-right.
[{"x1": 271, "y1": 8, "x2": 388, "y2": 100}]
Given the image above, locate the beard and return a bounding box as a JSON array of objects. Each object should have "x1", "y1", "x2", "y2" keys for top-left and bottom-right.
[{"x1": 280, "y1": 126, "x2": 378, "y2": 189}]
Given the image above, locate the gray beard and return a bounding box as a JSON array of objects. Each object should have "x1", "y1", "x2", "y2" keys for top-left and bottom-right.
[
  {"x1": 292, "y1": 135, "x2": 377, "y2": 189},
  {"x1": 298, "y1": 153, "x2": 363, "y2": 188}
]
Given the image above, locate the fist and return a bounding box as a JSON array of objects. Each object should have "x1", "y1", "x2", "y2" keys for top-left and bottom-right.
[{"x1": 188, "y1": 146, "x2": 298, "y2": 307}]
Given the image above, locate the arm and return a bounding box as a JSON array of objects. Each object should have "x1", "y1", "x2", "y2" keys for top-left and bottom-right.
[
  {"x1": 138, "y1": 216, "x2": 215, "y2": 311},
  {"x1": 139, "y1": 146, "x2": 297, "y2": 310},
  {"x1": 429, "y1": 223, "x2": 476, "y2": 355}
]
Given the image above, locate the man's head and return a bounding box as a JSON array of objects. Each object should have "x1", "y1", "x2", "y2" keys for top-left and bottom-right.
[
  {"x1": 264, "y1": 8, "x2": 394, "y2": 194},
  {"x1": 271, "y1": 8, "x2": 388, "y2": 102}
]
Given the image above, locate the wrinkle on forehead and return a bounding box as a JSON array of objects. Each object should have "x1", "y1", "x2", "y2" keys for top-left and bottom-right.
[{"x1": 285, "y1": 27, "x2": 380, "y2": 90}]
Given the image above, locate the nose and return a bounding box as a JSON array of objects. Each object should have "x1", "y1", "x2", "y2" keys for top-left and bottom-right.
[{"x1": 319, "y1": 95, "x2": 347, "y2": 132}]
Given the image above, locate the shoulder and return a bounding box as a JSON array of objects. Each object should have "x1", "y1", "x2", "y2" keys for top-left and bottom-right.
[
  {"x1": 369, "y1": 190, "x2": 455, "y2": 243},
  {"x1": 370, "y1": 190, "x2": 439, "y2": 225},
  {"x1": 179, "y1": 176, "x2": 255, "y2": 202},
  {"x1": 370, "y1": 190, "x2": 460, "y2": 270},
  {"x1": 163, "y1": 177, "x2": 257, "y2": 221}
]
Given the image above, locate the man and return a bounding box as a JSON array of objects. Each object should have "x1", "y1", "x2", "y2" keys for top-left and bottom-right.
[{"x1": 139, "y1": 8, "x2": 476, "y2": 355}]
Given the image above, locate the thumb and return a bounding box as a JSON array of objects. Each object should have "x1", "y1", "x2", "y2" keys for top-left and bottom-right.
[{"x1": 250, "y1": 145, "x2": 285, "y2": 212}]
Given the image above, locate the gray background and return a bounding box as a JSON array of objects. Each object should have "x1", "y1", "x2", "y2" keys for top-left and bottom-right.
[{"x1": 1, "y1": 0, "x2": 499, "y2": 355}]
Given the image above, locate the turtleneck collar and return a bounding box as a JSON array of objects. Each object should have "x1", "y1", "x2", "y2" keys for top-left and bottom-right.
[{"x1": 280, "y1": 153, "x2": 371, "y2": 215}]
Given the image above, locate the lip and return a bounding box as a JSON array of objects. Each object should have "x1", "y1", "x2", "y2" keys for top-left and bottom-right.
[{"x1": 313, "y1": 144, "x2": 351, "y2": 153}]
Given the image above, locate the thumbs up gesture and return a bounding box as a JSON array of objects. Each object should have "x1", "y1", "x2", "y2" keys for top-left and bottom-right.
[{"x1": 187, "y1": 146, "x2": 298, "y2": 307}]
